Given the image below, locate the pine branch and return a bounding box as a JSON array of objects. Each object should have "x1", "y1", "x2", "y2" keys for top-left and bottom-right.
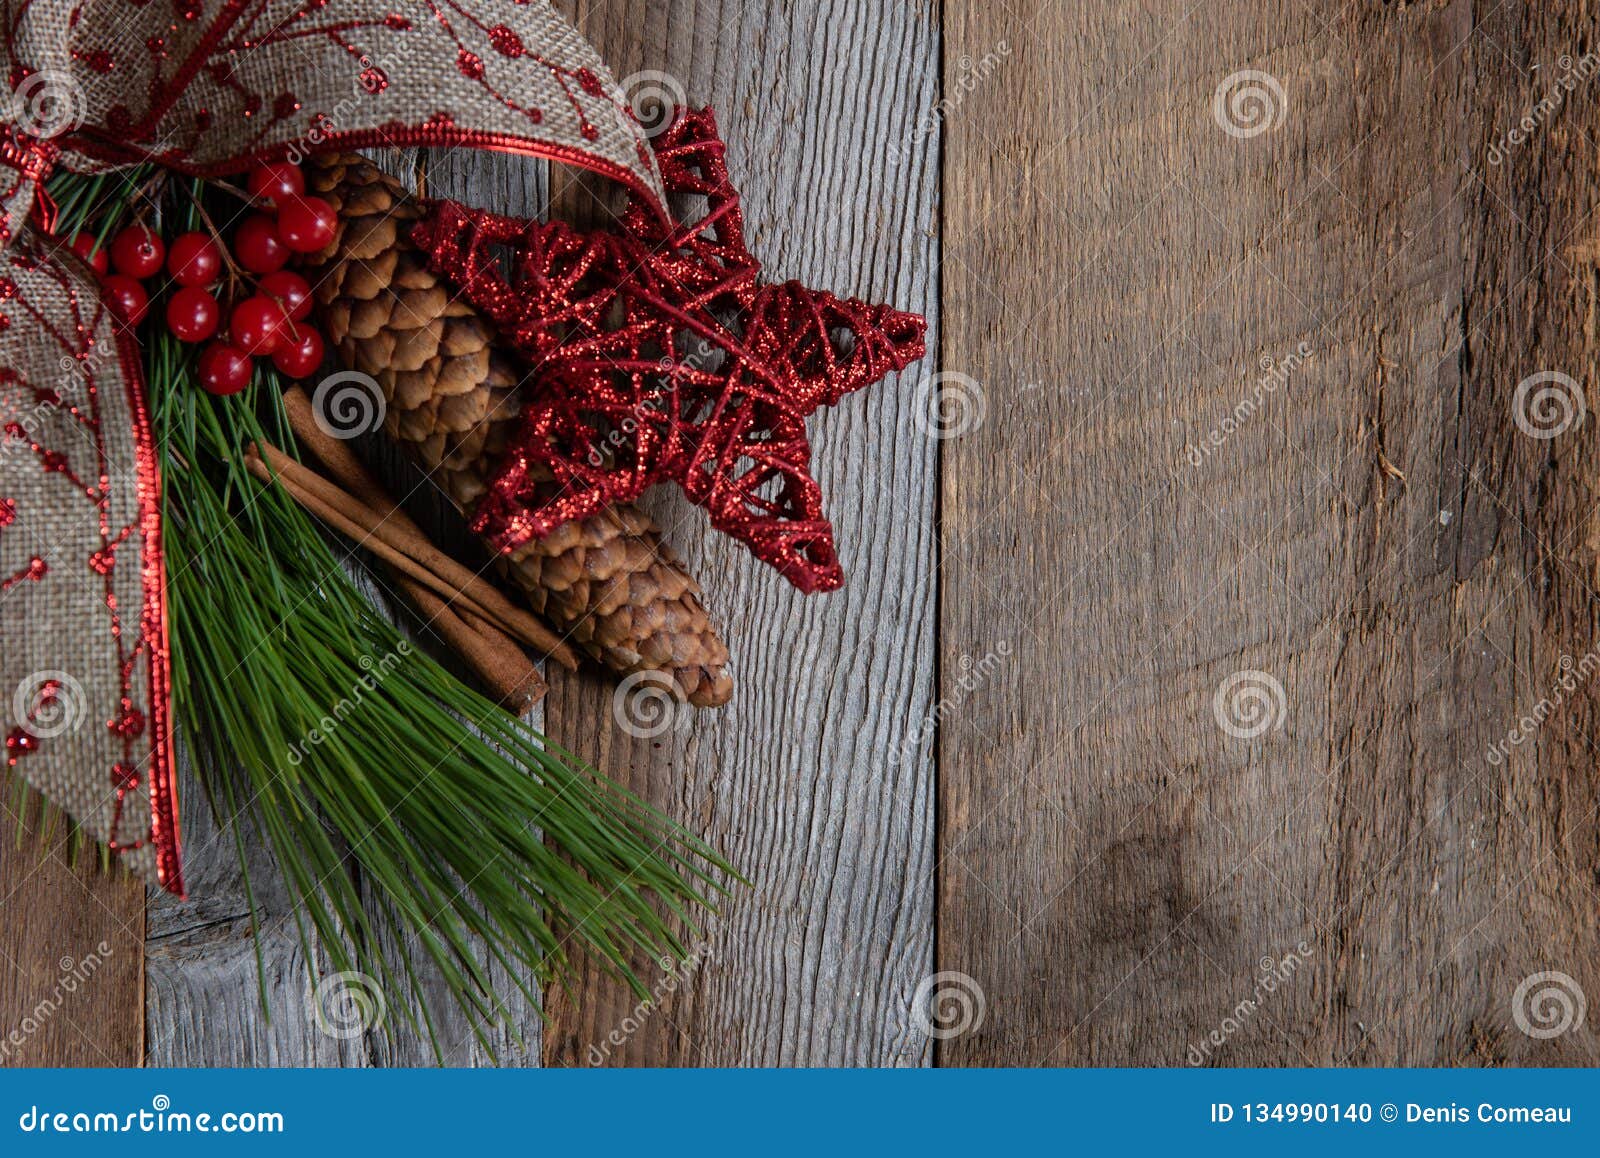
[{"x1": 45, "y1": 166, "x2": 737, "y2": 1060}]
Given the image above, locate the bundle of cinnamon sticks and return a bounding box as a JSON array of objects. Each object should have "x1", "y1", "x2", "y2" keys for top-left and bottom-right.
[{"x1": 244, "y1": 386, "x2": 576, "y2": 716}]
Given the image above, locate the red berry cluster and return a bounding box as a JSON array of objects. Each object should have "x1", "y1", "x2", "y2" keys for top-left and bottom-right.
[{"x1": 67, "y1": 162, "x2": 336, "y2": 397}]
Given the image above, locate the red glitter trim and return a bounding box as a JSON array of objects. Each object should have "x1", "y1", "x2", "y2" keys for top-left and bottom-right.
[
  {"x1": 0, "y1": 131, "x2": 59, "y2": 180},
  {"x1": 113, "y1": 324, "x2": 183, "y2": 898},
  {"x1": 64, "y1": 125, "x2": 672, "y2": 229},
  {"x1": 0, "y1": 127, "x2": 61, "y2": 246}
]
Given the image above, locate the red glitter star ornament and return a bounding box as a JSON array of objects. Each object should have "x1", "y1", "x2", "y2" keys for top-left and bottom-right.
[{"x1": 410, "y1": 107, "x2": 927, "y2": 593}]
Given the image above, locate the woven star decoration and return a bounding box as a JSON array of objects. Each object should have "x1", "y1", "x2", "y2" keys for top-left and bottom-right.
[{"x1": 410, "y1": 107, "x2": 927, "y2": 593}]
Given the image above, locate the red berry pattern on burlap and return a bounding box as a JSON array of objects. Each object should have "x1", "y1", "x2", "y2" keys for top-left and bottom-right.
[{"x1": 0, "y1": 233, "x2": 181, "y2": 892}]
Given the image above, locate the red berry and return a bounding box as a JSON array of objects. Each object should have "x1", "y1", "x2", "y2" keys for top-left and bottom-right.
[
  {"x1": 197, "y1": 343, "x2": 254, "y2": 396},
  {"x1": 234, "y1": 214, "x2": 289, "y2": 274},
  {"x1": 109, "y1": 226, "x2": 165, "y2": 280},
  {"x1": 229, "y1": 295, "x2": 288, "y2": 355},
  {"x1": 167, "y1": 232, "x2": 223, "y2": 286},
  {"x1": 271, "y1": 325, "x2": 325, "y2": 378},
  {"x1": 246, "y1": 162, "x2": 305, "y2": 207},
  {"x1": 258, "y1": 269, "x2": 312, "y2": 321},
  {"x1": 68, "y1": 232, "x2": 109, "y2": 275},
  {"x1": 101, "y1": 275, "x2": 148, "y2": 326},
  {"x1": 275, "y1": 196, "x2": 337, "y2": 253},
  {"x1": 165, "y1": 286, "x2": 220, "y2": 343}
]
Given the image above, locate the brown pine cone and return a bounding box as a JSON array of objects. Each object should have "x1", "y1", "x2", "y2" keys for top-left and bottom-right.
[{"x1": 298, "y1": 154, "x2": 732, "y2": 708}]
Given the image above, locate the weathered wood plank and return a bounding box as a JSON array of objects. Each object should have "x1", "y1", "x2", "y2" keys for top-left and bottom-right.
[
  {"x1": 541, "y1": 0, "x2": 941, "y2": 1066},
  {"x1": 0, "y1": 778, "x2": 143, "y2": 1067},
  {"x1": 364, "y1": 146, "x2": 550, "y2": 1068},
  {"x1": 146, "y1": 748, "x2": 361, "y2": 1067},
  {"x1": 940, "y1": 1, "x2": 1600, "y2": 1066}
]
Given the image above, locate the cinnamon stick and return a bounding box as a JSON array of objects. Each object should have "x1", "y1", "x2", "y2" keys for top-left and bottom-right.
[
  {"x1": 396, "y1": 578, "x2": 546, "y2": 715},
  {"x1": 255, "y1": 440, "x2": 577, "y2": 668},
  {"x1": 282, "y1": 386, "x2": 432, "y2": 539},
  {"x1": 277, "y1": 386, "x2": 549, "y2": 711},
  {"x1": 243, "y1": 445, "x2": 578, "y2": 671},
  {"x1": 242, "y1": 450, "x2": 544, "y2": 712},
  {"x1": 283, "y1": 386, "x2": 575, "y2": 652}
]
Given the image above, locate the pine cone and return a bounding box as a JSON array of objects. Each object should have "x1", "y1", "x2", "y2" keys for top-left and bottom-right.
[{"x1": 299, "y1": 154, "x2": 732, "y2": 708}]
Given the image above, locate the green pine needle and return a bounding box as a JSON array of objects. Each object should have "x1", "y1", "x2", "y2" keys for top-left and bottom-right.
[{"x1": 46, "y1": 166, "x2": 736, "y2": 1060}]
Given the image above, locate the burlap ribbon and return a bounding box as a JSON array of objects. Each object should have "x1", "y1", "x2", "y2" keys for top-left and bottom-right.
[{"x1": 0, "y1": 0, "x2": 671, "y2": 896}]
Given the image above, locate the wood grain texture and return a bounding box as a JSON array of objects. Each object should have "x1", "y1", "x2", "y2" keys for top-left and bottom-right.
[
  {"x1": 940, "y1": 0, "x2": 1600, "y2": 1066},
  {"x1": 0, "y1": 778, "x2": 143, "y2": 1067},
  {"x1": 146, "y1": 754, "x2": 360, "y2": 1067},
  {"x1": 364, "y1": 146, "x2": 550, "y2": 1069},
  {"x1": 539, "y1": 0, "x2": 941, "y2": 1067}
]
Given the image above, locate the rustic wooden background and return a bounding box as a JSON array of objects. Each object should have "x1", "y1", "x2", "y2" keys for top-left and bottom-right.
[{"x1": 6, "y1": 0, "x2": 1600, "y2": 1067}]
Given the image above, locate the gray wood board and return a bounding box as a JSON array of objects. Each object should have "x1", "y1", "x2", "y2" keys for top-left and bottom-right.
[
  {"x1": 0, "y1": 776, "x2": 144, "y2": 1068},
  {"x1": 539, "y1": 0, "x2": 941, "y2": 1067}
]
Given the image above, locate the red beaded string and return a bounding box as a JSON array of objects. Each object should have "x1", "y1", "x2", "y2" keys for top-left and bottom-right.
[{"x1": 411, "y1": 107, "x2": 927, "y2": 593}]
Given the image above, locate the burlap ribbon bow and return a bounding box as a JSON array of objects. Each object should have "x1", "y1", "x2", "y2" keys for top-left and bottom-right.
[{"x1": 0, "y1": 0, "x2": 671, "y2": 896}]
